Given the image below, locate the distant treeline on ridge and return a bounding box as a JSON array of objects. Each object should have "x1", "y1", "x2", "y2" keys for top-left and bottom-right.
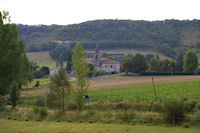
[{"x1": 17, "y1": 19, "x2": 200, "y2": 58}]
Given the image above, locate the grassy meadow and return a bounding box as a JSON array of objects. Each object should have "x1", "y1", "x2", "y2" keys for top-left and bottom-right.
[
  {"x1": 0, "y1": 119, "x2": 199, "y2": 133},
  {"x1": 26, "y1": 52, "x2": 56, "y2": 69}
]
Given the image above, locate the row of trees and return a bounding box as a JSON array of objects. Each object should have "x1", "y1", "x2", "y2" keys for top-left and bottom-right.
[{"x1": 121, "y1": 50, "x2": 198, "y2": 74}]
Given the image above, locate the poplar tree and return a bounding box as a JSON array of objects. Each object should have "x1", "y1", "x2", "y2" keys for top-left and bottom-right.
[{"x1": 72, "y1": 42, "x2": 89, "y2": 112}]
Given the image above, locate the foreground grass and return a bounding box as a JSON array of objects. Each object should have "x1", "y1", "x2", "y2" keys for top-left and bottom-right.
[
  {"x1": 0, "y1": 119, "x2": 199, "y2": 133},
  {"x1": 88, "y1": 80, "x2": 200, "y2": 102}
]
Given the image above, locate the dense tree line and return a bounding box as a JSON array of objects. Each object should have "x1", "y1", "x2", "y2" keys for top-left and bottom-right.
[
  {"x1": 49, "y1": 45, "x2": 71, "y2": 61},
  {"x1": 121, "y1": 49, "x2": 198, "y2": 74},
  {"x1": 17, "y1": 19, "x2": 200, "y2": 58}
]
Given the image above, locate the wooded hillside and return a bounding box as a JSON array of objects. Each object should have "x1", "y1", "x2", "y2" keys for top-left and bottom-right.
[{"x1": 17, "y1": 19, "x2": 200, "y2": 57}]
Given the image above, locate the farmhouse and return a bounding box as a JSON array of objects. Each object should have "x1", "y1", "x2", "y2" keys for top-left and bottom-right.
[{"x1": 86, "y1": 45, "x2": 120, "y2": 73}]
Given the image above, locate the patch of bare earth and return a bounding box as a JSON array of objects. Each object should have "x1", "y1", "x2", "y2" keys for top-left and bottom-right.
[{"x1": 88, "y1": 75, "x2": 200, "y2": 90}]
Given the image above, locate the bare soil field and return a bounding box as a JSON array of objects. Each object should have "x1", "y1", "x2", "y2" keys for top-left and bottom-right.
[{"x1": 89, "y1": 75, "x2": 200, "y2": 90}]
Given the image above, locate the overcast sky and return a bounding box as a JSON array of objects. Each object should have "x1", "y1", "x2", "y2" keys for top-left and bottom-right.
[{"x1": 0, "y1": 0, "x2": 200, "y2": 25}]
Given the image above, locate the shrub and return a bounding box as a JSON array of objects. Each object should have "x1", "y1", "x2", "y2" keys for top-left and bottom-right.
[
  {"x1": 151, "y1": 102, "x2": 162, "y2": 112},
  {"x1": 162, "y1": 100, "x2": 185, "y2": 124},
  {"x1": 195, "y1": 102, "x2": 200, "y2": 111},
  {"x1": 86, "y1": 109, "x2": 95, "y2": 117},
  {"x1": 115, "y1": 102, "x2": 131, "y2": 110},
  {"x1": 132, "y1": 102, "x2": 150, "y2": 111},
  {"x1": 32, "y1": 106, "x2": 48, "y2": 119},
  {"x1": 7, "y1": 116, "x2": 12, "y2": 120},
  {"x1": 39, "y1": 107, "x2": 47, "y2": 119},
  {"x1": 115, "y1": 110, "x2": 135, "y2": 122},
  {"x1": 33, "y1": 106, "x2": 40, "y2": 114},
  {"x1": 0, "y1": 97, "x2": 7, "y2": 111},
  {"x1": 184, "y1": 100, "x2": 197, "y2": 113},
  {"x1": 88, "y1": 120, "x2": 95, "y2": 123},
  {"x1": 67, "y1": 118, "x2": 73, "y2": 122},
  {"x1": 24, "y1": 118, "x2": 29, "y2": 121},
  {"x1": 66, "y1": 102, "x2": 77, "y2": 111},
  {"x1": 35, "y1": 96, "x2": 46, "y2": 106},
  {"x1": 46, "y1": 93, "x2": 57, "y2": 108},
  {"x1": 182, "y1": 123, "x2": 191, "y2": 128},
  {"x1": 138, "y1": 112, "x2": 162, "y2": 125},
  {"x1": 87, "y1": 71, "x2": 94, "y2": 77},
  {"x1": 35, "y1": 81, "x2": 40, "y2": 87}
]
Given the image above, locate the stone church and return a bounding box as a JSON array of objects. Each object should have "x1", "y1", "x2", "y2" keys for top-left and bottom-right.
[{"x1": 86, "y1": 45, "x2": 120, "y2": 73}]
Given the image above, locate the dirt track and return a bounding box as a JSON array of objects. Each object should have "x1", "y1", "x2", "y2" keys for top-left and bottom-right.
[{"x1": 89, "y1": 75, "x2": 200, "y2": 90}]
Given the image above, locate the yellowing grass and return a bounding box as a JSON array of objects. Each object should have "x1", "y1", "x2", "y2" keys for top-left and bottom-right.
[{"x1": 0, "y1": 119, "x2": 199, "y2": 133}]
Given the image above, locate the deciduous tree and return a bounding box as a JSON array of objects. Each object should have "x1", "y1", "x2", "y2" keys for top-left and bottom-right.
[
  {"x1": 149, "y1": 57, "x2": 160, "y2": 72},
  {"x1": 72, "y1": 42, "x2": 89, "y2": 112},
  {"x1": 49, "y1": 67, "x2": 70, "y2": 114},
  {"x1": 161, "y1": 59, "x2": 171, "y2": 72},
  {"x1": 0, "y1": 11, "x2": 31, "y2": 99},
  {"x1": 121, "y1": 58, "x2": 132, "y2": 74},
  {"x1": 183, "y1": 50, "x2": 198, "y2": 72},
  {"x1": 131, "y1": 54, "x2": 148, "y2": 74}
]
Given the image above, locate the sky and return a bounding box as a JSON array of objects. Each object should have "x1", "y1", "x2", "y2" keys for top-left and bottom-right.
[{"x1": 0, "y1": 0, "x2": 200, "y2": 25}]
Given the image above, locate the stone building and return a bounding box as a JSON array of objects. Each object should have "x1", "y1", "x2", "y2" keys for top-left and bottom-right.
[
  {"x1": 49, "y1": 67, "x2": 59, "y2": 76},
  {"x1": 86, "y1": 45, "x2": 120, "y2": 73}
]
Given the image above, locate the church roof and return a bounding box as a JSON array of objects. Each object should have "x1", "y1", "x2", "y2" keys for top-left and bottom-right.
[
  {"x1": 101, "y1": 58, "x2": 120, "y2": 64},
  {"x1": 86, "y1": 58, "x2": 94, "y2": 64},
  {"x1": 86, "y1": 58, "x2": 119, "y2": 64}
]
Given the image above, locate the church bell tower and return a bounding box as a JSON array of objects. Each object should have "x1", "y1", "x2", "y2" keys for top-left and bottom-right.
[{"x1": 93, "y1": 45, "x2": 101, "y2": 66}]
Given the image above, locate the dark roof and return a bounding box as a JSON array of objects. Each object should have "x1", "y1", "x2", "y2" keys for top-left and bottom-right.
[
  {"x1": 86, "y1": 58, "x2": 94, "y2": 64},
  {"x1": 86, "y1": 58, "x2": 119, "y2": 64},
  {"x1": 101, "y1": 58, "x2": 120, "y2": 64}
]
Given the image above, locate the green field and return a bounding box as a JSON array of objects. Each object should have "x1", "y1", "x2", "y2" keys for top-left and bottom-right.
[
  {"x1": 24, "y1": 78, "x2": 50, "y2": 89},
  {"x1": 26, "y1": 52, "x2": 56, "y2": 69},
  {"x1": 88, "y1": 80, "x2": 200, "y2": 102},
  {"x1": 22, "y1": 80, "x2": 200, "y2": 103},
  {"x1": 0, "y1": 119, "x2": 199, "y2": 133}
]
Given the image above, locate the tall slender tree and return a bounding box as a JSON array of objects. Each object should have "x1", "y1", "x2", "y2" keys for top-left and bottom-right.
[
  {"x1": 176, "y1": 50, "x2": 184, "y2": 72},
  {"x1": 66, "y1": 48, "x2": 72, "y2": 73},
  {"x1": 72, "y1": 42, "x2": 89, "y2": 112}
]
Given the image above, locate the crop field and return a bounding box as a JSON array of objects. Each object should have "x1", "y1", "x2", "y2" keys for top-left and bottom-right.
[
  {"x1": 88, "y1": 80, "x2": 200, "y2": 102},
  {"x1": 22, "y1": 75, "x2": 200, "y2": 97},
  {"x1": 0, "y1": 119, "x2": 199, "y2": 133},
  {"x1": 21, "y1": 76, "x2": 200, "y2": 102}
]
